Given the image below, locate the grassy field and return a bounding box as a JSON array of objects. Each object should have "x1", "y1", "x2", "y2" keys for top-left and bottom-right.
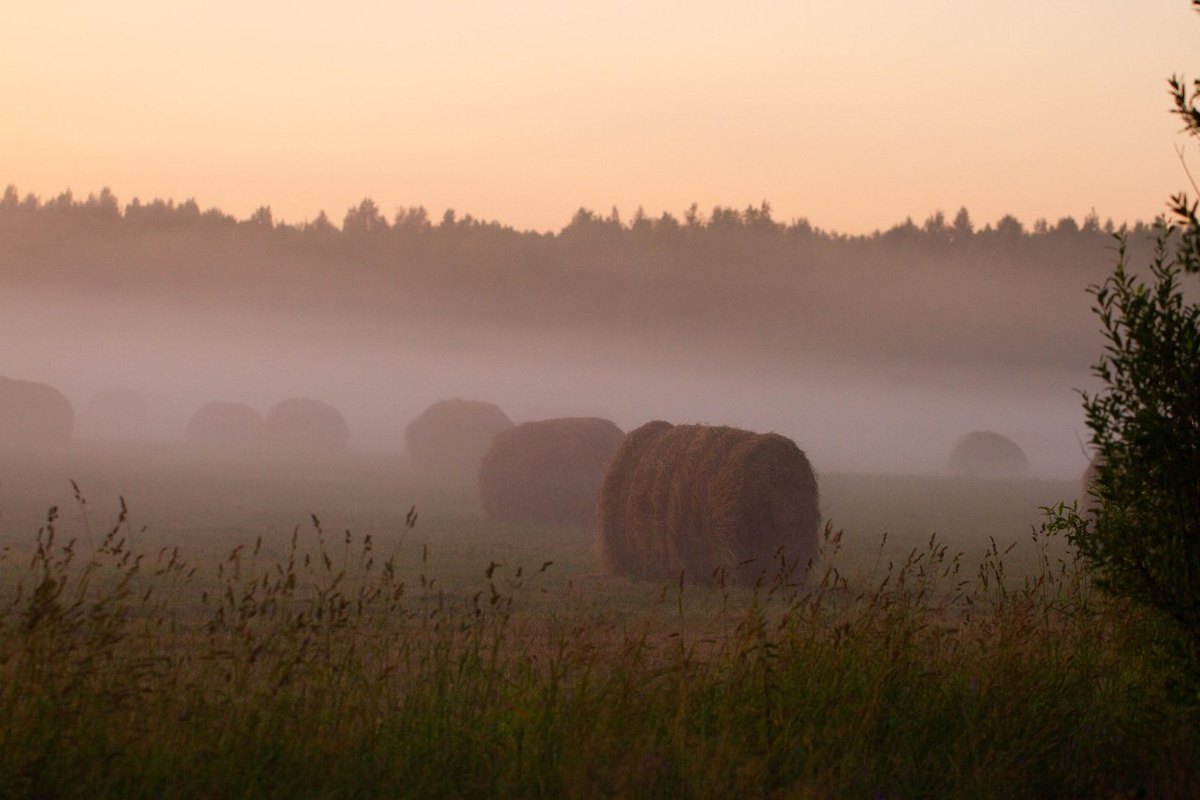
[
  {"x1": 0, "y1": 442, "x2": 1194, "y2": 797},
  {"x1": 0, "y1": 440, "x2": 1078, "y2": 583}
]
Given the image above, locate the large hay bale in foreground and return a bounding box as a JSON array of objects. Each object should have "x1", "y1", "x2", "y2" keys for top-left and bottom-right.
[
  {"x1": 406, "y1": 398, "x2": 514, "y2": 476},
  {"x1": 479, "y1": 417, "x2": 624, "y2": 526},
  {"x1": 599, "y1": 422, "x2": 820, "y2": 587},
  {"x1": 0, "y1": 376, "x2": 73, "y2": 447},
  {"x1": 265, "y1": 398, "x2": 350, "y2": 451},
  {"x1": 82, "y1": 389, "x2": 149, "y2": 440},
  {"x1": 185, "y1": 402, "x2": 266, "y2": 449},
  {"x1": 947, "y1": 431, "x2": 1029, "y2": 478}
]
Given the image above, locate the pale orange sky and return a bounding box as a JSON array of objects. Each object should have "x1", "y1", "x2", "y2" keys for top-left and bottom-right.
[{"x1": 2, "y1": 1, "x2": 1197, "y2": 233}]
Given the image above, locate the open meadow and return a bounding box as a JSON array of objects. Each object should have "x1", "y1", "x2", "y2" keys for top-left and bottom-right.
[
  {"x1": 0, "y1": 441, "x2": 1080, "y2": 624},
  {"x1": 0, "y1": 442, "x2": 1193, "y2": 797},
  {"x1": 7, "y1": 1, "x2": 1200, "y2": 794}
]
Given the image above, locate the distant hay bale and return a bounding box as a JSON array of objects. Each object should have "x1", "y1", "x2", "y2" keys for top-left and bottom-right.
[
  {"x1": 82, "y1": 389, "x2": 149, "y2": 440},
  {"x1": 0, "y1": 376, "x2": 73, "y2": 447},
  {"x1": 265, "y1": 398, "x2": 350, "y2": 451},
  {"x1": 479, "y1": 417, "x2": 625, "y2": 526},
  {"x1": 405, "y1": 398, "x2": 514, "y2": 477},
  {"x1": 185, "y1": 402, "x2": 266, "y2": 449},
  {"x1": 947, "y1": 431, "x2": 1029, "y2": 479},
  {"x1": 598, "y1": 422, "x2": 821, "y2": 587}
]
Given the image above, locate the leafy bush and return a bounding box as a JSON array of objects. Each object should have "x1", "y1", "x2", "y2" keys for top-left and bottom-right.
[{"x1": 1051, "y1": 2, "x2": 1200, "y2": 691}]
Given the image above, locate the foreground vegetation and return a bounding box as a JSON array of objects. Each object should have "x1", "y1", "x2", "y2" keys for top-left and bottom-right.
[{"x1": 0, "y1": 449, "x2": 1194, "y2": 797}]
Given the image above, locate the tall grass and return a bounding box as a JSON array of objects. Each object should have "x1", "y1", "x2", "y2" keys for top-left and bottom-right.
[{"x1": 0, "y1": 495, "x2": 1195, "y2": 798}]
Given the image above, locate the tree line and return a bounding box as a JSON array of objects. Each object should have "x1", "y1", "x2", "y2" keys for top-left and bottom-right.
[
  {"x1": 0, "y1": 184, "x2": 1145, "y2": 247},
  {"x1": 0, "y1": 185, "x2": 1156, "y2": 373}
]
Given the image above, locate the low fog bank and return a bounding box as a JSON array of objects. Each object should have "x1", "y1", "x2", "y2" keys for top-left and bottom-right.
[
  {"x1": 1, "y1": 195, "x2": 1143, "y2": 382},
  {"x1": 0, "y1": 286, "x2": 1096, "y2": 478}
]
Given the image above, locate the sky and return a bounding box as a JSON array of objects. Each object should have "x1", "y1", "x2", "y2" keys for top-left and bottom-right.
[{"x1": 2, "y1": 1, "x2": 1197, "y2": 233}]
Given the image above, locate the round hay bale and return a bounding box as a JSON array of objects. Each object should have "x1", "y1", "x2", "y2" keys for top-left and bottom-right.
[
  {"x1": 479, "y1": 417, "x2": 625, "y2": 526},
  {"x1": 598, "y1": 422, "x2": 820, "y2": 587},
  {"x1": 185, "y1": 401, "x2": 266, "y2": 449},
  {"x1": 0, "y1": 376, "x2": 73, "y2": 447},
  {"x1": 265, "y1": 398, "x2": 350, "y2": 451},
  {"x1": 405, "y1": 398, "x2": 514, "y2": 476},
  {"x1": 82, "y1": 389, "x2": 149, "y2": 440},
  {"x1": 947, "y1": 431, "x2": 1028, "y2": 479}
]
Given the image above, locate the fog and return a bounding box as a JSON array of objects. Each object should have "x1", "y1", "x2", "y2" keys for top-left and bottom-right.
[
  {"x1": 2, "y1": 195, "x2": 1138, "y2": 479},
  {"x1": 0, "y1": 276, "x2": 1096, "y2": 479}
]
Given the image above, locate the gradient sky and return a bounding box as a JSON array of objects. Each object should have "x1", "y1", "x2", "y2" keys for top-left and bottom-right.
[{"x1": 2, "y1": 1, "x2": 1197, "y2": 233}]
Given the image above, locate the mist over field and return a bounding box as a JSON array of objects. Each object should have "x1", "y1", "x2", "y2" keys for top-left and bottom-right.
[
  {"x1": 8, "y1": 1, "x2": 1200, "y2": 791},
  {"x1": 0, "y1": 194, "x2": 1139, "y2": 476}
]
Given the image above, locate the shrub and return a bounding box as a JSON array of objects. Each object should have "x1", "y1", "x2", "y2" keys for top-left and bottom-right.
[{"x1": 1049, "y1": 10, "x2": 1200, "y2": 692}]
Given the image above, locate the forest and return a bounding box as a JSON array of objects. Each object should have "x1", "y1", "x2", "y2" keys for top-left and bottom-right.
[{"x1": 0, "y1": 186, "x2": 1150, "y2": 378}]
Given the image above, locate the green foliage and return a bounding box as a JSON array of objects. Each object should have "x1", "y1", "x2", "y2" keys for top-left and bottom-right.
[
  {"x1": 1050, "y1": 19, "x2": 1200, "y2": 689},
  {"x1": 1075, "y1": 229, "x2": 1200, "y2": 632}
]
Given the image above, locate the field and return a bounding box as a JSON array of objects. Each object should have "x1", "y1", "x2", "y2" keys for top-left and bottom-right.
[{"x1": 0, "y1": 442, "x2": 1194, "y2": 797}]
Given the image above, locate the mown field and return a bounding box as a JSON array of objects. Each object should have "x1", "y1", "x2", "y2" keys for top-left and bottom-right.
[{"x1": 0, "y1": 442, "x2": 1194, "y2": 797}]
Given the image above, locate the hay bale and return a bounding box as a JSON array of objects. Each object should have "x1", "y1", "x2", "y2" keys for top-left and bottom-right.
[
  {"x1": 265, "y1": 398, "x2": 350, "y2": 451},
  {"x1": 0, "y1": 376, "x2": 73, "y2": 447},
  {"x1": 947, "y1": 431, "x2": 1028, "y2": 479},
  {"x1": 82, "y1": 389, "x2": 149, "y2": 440},
  {"x1": 479, "y1": 417, "x2": 625, "y2": 526},
  {"x1": 405, "y1": 398, "x2": 514, "y2": 476},
  {"x1": 598, "y1": 422, "x2": 820, "y2": 587},
  {"x1": 185, "y1": 401, "x2": 266, "y2": 449}
]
